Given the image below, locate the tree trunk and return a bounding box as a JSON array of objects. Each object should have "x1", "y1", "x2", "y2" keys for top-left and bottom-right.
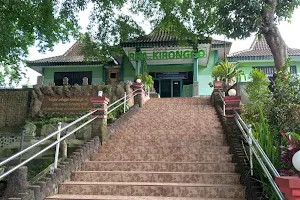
[
  {"x1": 262, "y1": 0, "x2": 288, "y2": 71},
  {"x1": 263, "y1": 27, "x2": 288, "y2": 71}
]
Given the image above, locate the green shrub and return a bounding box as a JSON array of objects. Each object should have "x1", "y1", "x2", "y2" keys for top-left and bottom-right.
[
  {"x1": 251, "y1": 109, "x2": 279, "y2": 199},
  {"x1": 107, "y1": 102, "x2": 131, "y2": 123},
  {"x1": 135, "y1": 73, "x2": 154, "y2": 90},
  {"x1": 242, "y1": 69, "x2": 270, "y2": 123},
  {"x1": 265, "y1": 70, "x2": 300, "y2": 132}
]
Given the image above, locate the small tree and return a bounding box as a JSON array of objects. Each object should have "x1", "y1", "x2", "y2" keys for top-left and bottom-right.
[{"x1": 135, "y1": 73, "x2": 154, "y2": 91}]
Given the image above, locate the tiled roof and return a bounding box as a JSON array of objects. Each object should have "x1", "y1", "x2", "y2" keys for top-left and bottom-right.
[
  {"x1": 228, "y1": 36, "x2": 300, "y2": 59},
  {"x1": 121, "y1": 29, "x2": 231, "y2": 47},
  {"x1": 27, "y1": 41, "x2": 103, "y2": 66}
]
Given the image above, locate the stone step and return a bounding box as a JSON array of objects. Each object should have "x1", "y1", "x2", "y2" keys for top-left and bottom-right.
[
  {"x1": 110, "y1": 134, "x2": 225, "y2": 141},
  {"x1": 71, "y1": 171, "x2": 240, "y2": 184},
  {"x1": 45, "y1": 194, "x2": 245, "y2": 200},
  {"x1": 114, "y1": 128, "x2": 224, "y2": 135},
  {"x1": 103, "y1": 139, "x2": 228, "y2": 147},
  {"x1": 129, "y1": 114, "x2": 218, "y2": 119},
  {"x1": 58, "y1": 182, "x2": 245, "y2": 198},
  {"x1": 99, "y1": 146, "x2": 230, "y2": 154},
  {"x1": 125, "y1": 115, "x2": 220, "y2": 120},
  {"x1": 92, "y1": 153, "x2": 233, "y2": 162},
  {"x1": 82, "y1": 161, "x2": 237, "y2": 173}
]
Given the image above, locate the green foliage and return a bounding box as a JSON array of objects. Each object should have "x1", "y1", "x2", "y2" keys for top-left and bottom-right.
[
  {"x1": 242, "y1": 69, "x2": 270, "y2": 123},
  {"x1": 28, "y1": 115, "x2": 81, "y2": 127},
  {"x1": 103, "y1": 84, "x2": 112, "y2": 92},
  {"x1": 253, "y1": 109, "x2": 279, "y2": 168},
  {"x1": 2, "y1": 0, "x2": 299, "y2": 85},
  {"x1": 251, "y1": 109, "x2": 279, "y2": 199},
  {"x1": 266, "y1": 70, "x2": 300, "y2": 132},
  {"x1": 108, "y1": 102, "x2": 131, "y2": 123},
  {"x1": 241, "y1": 59, "x2": 300, "y2": 197},
  {"x1": 243, "y1": 64, "x2": 300, "y2": 132},
  {"x1": 211, "y1": 61, "x2": 246, "y2": 82},
  {"x1": 2, "y1": 0, "x2": 299, "y2": 84},
  {"x1": 135, "y1": 73, "x2": 154, "y2": 90},
  {"x1": 28, "y1": 159, "x2": 53, "y2": 181},
  {"x1": 0, "y1": 0, "x2": 83, "y2": 85},
  {"x1": 77, "y1": 0, "x2": 298, "y2": 71}
]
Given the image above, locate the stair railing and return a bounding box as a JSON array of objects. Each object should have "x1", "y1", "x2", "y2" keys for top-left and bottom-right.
[
  {"x1": 218, "y1": 89, "x2": 226, "y2": 116},
  {"x1": 233, "y1": 110, "x2": 285, "y2": 200},
  {"x1": 0, "y1": 89, "x2": 138, "y2": 180}
]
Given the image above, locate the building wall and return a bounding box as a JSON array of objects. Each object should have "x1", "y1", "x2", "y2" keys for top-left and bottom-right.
[
  {"x1": 43, "y1": 66, "x2": 103, "y2": 85},
  {"x1": 236, "y1": 60, "x2": 300, "y2": 81},
  {"x1": 148, "y1": 65, "x2": 193, "y2": 73},
  {"x1": 198, "y1": 50, "x2": 219, "y2": 96},
  {"x1": 123, "y1": 57, "x2": 136, "y2": 81}
]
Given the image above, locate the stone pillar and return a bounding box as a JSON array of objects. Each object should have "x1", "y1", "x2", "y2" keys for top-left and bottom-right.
[
  {"x1": 63, "y1": 77, "x2": 69, "y2": 86},
  {"x1": 193, "y1": 58, "x2": 199, "y2": 97},
  {"x1": 131, "y1": 83, "x2": 144, "y2": 107},
  {"x1": 90, "y1": 97, "x2": 109, "y2": 144},
  {"x1": 82, "y1": 77, "x2": 89, "y2": 86},
  {"x1": 36, "y1": 76, "x2": 44, "y2": 86},
  {"x1": 135, "y1": 61, "x2": 141, "y2": 75},
  {"x1": 3, "y1": 166, "x2": 29, "y2": 199}
]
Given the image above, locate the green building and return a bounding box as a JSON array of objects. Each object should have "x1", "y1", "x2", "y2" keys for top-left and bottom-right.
[
  {"x1": 27, "y1": 31, "x2": 300, "y2": 97},
  {"x1": 227, "y1": 36, "x2": 300, "y2": 79}
]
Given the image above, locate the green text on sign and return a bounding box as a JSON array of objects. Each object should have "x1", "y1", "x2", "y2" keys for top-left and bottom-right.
[{"x1": 129, "y1": 50, "x2": 206, "y2": 61}]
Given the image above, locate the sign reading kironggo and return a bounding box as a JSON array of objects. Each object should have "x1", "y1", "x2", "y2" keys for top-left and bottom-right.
[{"x1": 129, "y1": 49, "x2": 207, "y2": 61}]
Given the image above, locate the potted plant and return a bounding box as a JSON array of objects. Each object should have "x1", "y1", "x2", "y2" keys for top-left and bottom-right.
[{"x1": 210, "y1": 61, "x2": 246, "y2": 92}]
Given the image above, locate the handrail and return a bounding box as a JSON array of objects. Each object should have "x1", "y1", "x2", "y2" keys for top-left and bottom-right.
[
  {"x1": 0, "y1": 89, "x2": 141, "y2": 180},
  {"x1": 233, "y1": 110, "x2": 285, "y2": 200},
  {"x1": 0, "y1": 109, "x2": 98, "y2": 167},
  {"x1": 107, "y1": 90, "x2": 138, "y2": 115},
  {"x1": 0, "y1": 116, "x2": 97, "y2": 180},
  {"x1": 218, "y1": 89, "x2": 226, "y2": 116}
]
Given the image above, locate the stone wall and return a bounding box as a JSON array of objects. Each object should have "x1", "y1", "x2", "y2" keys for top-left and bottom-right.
[
  {"x1": 0, "y1": 89, "x2": 32, "y2": 128},
  {"x1": 0, "y1": 81, "x2": 134, "y2": 129},
  {"x1": 1, "y1": 137, "x2": 100, "y2": 200},
  {"x1": 30, "y1": 82, "x2": 134, "y2": 118}
]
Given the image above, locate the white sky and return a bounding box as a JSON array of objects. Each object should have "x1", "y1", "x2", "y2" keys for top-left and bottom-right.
[{"x1": 24, "y1": 7, "x2": 300, "y2": 86}]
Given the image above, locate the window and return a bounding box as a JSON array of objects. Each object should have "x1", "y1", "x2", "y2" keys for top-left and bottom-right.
[
  {"x1": 110, "y1": 73, "x2": 117, "y2": 79},
  {"x1": 253, "y1": 66, "x2": 297, "y2": 77},
  {"x1": 54, "y1": 71, "x2": 92, "y2": 86}
]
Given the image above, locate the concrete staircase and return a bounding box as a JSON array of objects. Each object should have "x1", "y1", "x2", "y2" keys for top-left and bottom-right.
[{"x1": 45, "y1": 98, "x2": 245, "y2": 200}]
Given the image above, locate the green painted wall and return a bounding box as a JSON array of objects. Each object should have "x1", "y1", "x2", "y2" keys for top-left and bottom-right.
[
  {"x1": 148, "y1": 65, "x2": 193, "y2": 73},
  {"x1": 43, "y1": 66, "x2": 103, "y2": 85},
  {"x1": 123, "y1": 57, "x2": 136, "y2": 81},
  {"x1": 235, "y1": 60, "x2": 300, "y2": 80},
  {"x1": 198, "y1": 50, "x2": 218, "y2": 96}
]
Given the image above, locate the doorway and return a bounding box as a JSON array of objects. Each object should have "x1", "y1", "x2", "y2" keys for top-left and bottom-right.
[
  {"x1": 160, "y1": 79, "x2": 171, "y2": 98},
  {"x1": 155, "y1": 79, "x2": 182, "y2": 98},
  {"x1": 172, "y1": 80, "x2": 181, "y2": 97}
]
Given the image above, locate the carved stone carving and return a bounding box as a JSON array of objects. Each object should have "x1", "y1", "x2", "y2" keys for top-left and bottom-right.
[
  {"x1": 40, "y1": 85, "x2": 55, "y2": 97},
  {"x1": 63, "y1": 86, "x2": 72, "y2": 97},
  {"x1": 30, "y1": 87, "x2": 44, "y2": 118},
  {"x1": 54, "y1": 86, "x2": 64, "y2": 96},
  {"x1": 72, "y1": 84, "x2": 82, "y2": 96}
]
